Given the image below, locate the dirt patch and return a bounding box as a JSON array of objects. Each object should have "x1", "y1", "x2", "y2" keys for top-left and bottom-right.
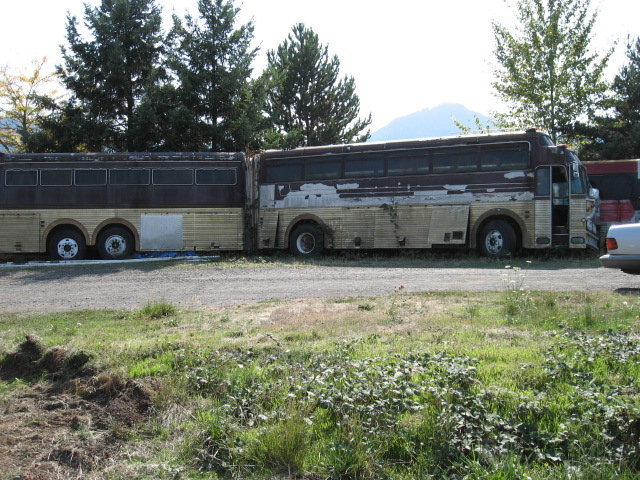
[{"x1": 0, "y1": 337, "x2": 156, "y2": 479}]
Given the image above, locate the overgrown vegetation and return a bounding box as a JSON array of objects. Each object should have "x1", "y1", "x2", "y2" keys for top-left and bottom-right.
[{"x1": 1, "y1": 289, "x2": 640, "y2": 478}]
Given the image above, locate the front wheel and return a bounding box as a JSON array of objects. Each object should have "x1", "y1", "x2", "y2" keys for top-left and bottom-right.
[
  {"x1": 97, "y1": 227, "x2": 134, "y2": 260},
  {"x1": 480, "y1": 220, "x2": 518, "y2": 258},
  {"x1": 48, "y1": 229, "x2": 87, "y2": 261},
  {"x1": 289, "y1": 224, "x2": 324, "y2": 257}
]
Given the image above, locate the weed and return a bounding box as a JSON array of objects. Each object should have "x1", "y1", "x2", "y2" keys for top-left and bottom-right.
[{"x1": 139, "y1": 301, "x2": 177, "y2": 319}]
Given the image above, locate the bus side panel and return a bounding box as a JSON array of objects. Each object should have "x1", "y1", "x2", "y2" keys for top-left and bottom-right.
[
  {"x1": 374, "y1": 205, "x2": 431, "y2": 248},
  {"x1": 185, "y1": 209, "x2": 244, "y2": 251},
  {"x1": 0, "y1": 213, "x2": 40, "y2": 253},
  {"x1": 534, "y1": 199, "x2": 552, "y2": 249},
  {"x1": 427, "y1": 206, "x2": 469, "y2": 245}
]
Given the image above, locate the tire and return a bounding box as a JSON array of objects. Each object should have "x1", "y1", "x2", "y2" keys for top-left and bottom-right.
[
  {"x1": 48, "y1": 229, "x2": 87, "y2": 261},
  {"x1": 97, "y1": 227, "x2": 134, "y2": 260},
  {"x1": 289, "y1": 224, "x2": 324, "y2": 257},
  {"x1": 480, "y1": 219, "x2": 518, "y2": 258}
]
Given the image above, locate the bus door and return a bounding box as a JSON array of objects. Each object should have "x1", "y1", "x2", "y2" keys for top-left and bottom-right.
[{"x1": 534, "y1": 166, "x2": 570, "y2": 247}]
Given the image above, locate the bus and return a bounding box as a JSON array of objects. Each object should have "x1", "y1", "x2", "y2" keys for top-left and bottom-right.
[
  {"x1": 585, "y1": 159, "x2": 640, "y2": 228},
  {"x1": 257, "y1": 129, "x2": 599, "y2": 256},
  {"x1": 0, "y1": 152, "x2": 246, "y2": 260},
  {"x1": 0, "y1": 129, "x2": 599, "y2": 260}
]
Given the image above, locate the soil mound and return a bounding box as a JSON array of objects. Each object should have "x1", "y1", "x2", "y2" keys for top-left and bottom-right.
[
  {"x1": 0, "y1": 335, "x2": 93, "y2": 380},
  {"x1": 0, "y1": 336, "x2": 157, "y2": 479}
]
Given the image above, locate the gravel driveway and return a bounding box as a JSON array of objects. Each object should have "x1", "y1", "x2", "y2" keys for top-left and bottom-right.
[{"x1": 0, "y1": 260, "x2": 636, "y2": 313}]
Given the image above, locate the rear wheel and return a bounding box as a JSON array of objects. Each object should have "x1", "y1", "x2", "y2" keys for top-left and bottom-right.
[
  {"x1": 97, "y1": 227, "x2": 134, "y2": 260},
  {"x1": 480, "y1": 220, "x2": 518, "y2": 258},
  {"x1": 289, "y1": 224, "x2": 324, "y2": 257},
  {"x1": 48, "y1": 229, "x2": 87, "y2": 261}
]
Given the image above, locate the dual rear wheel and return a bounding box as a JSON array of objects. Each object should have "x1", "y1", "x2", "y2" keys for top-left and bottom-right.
[{"x1": 48, "y1": 227, "x2": 134, "y2": 261}]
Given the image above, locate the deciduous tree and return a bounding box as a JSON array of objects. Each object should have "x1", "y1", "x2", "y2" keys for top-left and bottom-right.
[
  {"x1": 0, "y1": 59, "x2": 59, "y2": 152},
  {"x1": 492, "y1": 0, "x2": 610, "y2": 143}
]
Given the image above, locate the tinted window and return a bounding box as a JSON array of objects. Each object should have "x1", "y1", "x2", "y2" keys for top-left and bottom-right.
[
  {"x1": 196, "y1": 168, "x2": 237, "y2": 185},
  {"x1": 75, "y1": 169, "x2": 107, "y2": 186},
  {"x1": 110, "y1": 169, "x2": 150, "y2": 185},
  {"x1": 6, "y1": 169, "x2": 37, "y2": 186},
  {"x1": 305, "y1": 161, "x2": 341, "y2": 180},
  {"x1": 264, "y1": 164, "x2": 303, "y2": 183},
  {"x1": 535, "y1": 167, "x2": 551, "y2": 196},
  {"x1": 154, "y1": 168, "x2": 193, "y2": 185},
  {"x1": 344, "y1": 158, "x2": 385, "y2": 178},
  {"x1": 432, "y1": 149, "x2": 477, "y2": 173},
  {"x1": 387, "y1": 153, "x2": 430, "y2": 176},
  {"x1": 41, "y1": 169, "x2": 72, "y2": 186},
  {"x1": 480, "y1": 151, "x2": 530, "y2": 170}
]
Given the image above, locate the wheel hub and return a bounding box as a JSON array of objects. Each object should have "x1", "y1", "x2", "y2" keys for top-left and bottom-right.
[
  {"x1": 296, "y1": 232, "x2": 316, "y2": 254},
  {"x1": 57, "y1": 238, "x2": 79, "y2": 260},
  {"x1": 485, "y1": 230, "x2": 503, "y2": 254},
  {"x1": 105, "y1": 235, "x2": 127, "y2": 256}
]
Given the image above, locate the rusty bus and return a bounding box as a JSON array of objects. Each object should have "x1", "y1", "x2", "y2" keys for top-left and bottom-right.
[
  {"x1": 258, "y1": 129, "x2": 599, "y2": 256},
  {"x1": 0, "y1": 129, "x2": 598, "y2": 260}
]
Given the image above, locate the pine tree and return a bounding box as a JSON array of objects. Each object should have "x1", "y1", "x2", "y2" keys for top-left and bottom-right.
[
  {"x1": 167, "y1": 0, "x2": 259, "y2": 152},
  {"x1": 573, "y1": 37, "x2": 640, "y2": 160},
  {"x1": 59, "y1": 0, "x2": 164, "y2": 151},
  {"x1": 492, "y1": 0, "x2": 610, "y2": 143},
  {"x1": 264, "y1": 23, "x2": 371, "y2": 148}
]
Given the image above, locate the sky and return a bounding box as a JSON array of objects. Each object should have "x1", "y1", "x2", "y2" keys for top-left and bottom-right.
[{"x1": 2, "y1": 0, "x2": 639, "y2": 131}]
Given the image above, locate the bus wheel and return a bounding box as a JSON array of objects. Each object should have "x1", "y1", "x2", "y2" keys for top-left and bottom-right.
[
  {"x1": 97, "y1": 227, "x2": 134, "y2": 260},
  {"x1": 48, "y1": 229, "x2": 87, "y2": 261},
  {"x1": 289, "y1": 224, "x2": 324, "y2": 256},
  {"x1": 480, "y1": 220, "x2": 517, "y2": 258}
]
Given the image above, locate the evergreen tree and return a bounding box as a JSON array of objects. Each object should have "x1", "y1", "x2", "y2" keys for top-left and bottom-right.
[
  {"x1": 59, "y1": 0, "x2": 164, "y2": 151},
  {"x1": 573, "y1": 37, "x2": 640, "y2": 160},
  {"x1": 168, "y1": 0, "x2": 259, "y2": 152},
  {"x1": 264, "y1": 23, "x2": 371, "y2": 148},
  {"x1": 492, "y1": 0, "x2": 610, "y2": 143}
]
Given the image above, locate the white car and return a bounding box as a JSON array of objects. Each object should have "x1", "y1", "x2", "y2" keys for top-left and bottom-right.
[{"x1": 600, "y1": 223, "x2": 640, "y2": 274}]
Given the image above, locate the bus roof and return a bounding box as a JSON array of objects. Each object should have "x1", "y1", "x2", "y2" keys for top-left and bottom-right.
[
  {"x1": 0, "y1": 151, "x2": 245, "y2": 163},
  {"x1": 261, "y1": 129, "x2": 547, "y2": 161}
]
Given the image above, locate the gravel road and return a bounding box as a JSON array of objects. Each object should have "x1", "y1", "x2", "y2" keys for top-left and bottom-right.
[{"x1": 0, "y1": 260, "x2": 637, "y2": 313}]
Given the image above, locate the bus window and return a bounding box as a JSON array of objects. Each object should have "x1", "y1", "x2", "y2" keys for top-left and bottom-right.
[
  {"x1": 41, "y1": 169, "x2": 73, "y2": 186},
  {"x1": 264, "y1": 164, "x2": 303, "y2": 183},
  {"x1": 196, "y1": 168, "x2": 237, "y2": 185},
  {"x1": 480, "y1": 150, "x2": 529, "y2": 171},
  {"x1": 305, "y1": 161, "x2": 341, "y2": 181},
  {"x1": 6, "y1": 169, "x2": 37, "y2": 186},
  {"x1": 75, "y1": 169, "x2": 107, "y2": 186},
  {"x1": 153, "y1": 168, "x2": 193, "y2": 185},
  {"x1": 344, "y1": 158, "x2": 384, "y2": 178},
  {"x1": 110, "y1": 169, "x2": 150, "y2": 185},
  {"x1": 432, "y1": 149, "x2": 477, "y2": 173}
]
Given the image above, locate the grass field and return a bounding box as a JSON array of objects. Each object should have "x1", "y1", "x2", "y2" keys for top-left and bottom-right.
[{"x1": 1, "y1": 280, "x2": 640, "y2": 479}]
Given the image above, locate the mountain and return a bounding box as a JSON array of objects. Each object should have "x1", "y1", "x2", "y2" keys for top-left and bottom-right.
[{"x1": 368, "y1": 103, "x2": 493, "y2": 142}]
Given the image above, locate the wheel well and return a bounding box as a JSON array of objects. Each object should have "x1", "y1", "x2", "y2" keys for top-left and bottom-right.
[
  {"x1": 476, "y1": 215, "x2": 522, "y2": 250},
  {"x1": 46, "y1": 224, "x2": 87, "y2": 249},
  {"x1": 92, "y1": 220, "x2": 139, "y2": 249},
  {"x1": 284, "y1": 216, "x2": 326, "y2": 247}
]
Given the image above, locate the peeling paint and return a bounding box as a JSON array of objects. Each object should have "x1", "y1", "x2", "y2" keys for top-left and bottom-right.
[
  {"x1": 443, "y1": 184, "x2": 468, "y2": 191},
  {"x1": 264, "y1": 181, "x2": 534, "y2": 209},
  {"x1": 504, "y1": 171, "x2": 526, "y2": 179}
]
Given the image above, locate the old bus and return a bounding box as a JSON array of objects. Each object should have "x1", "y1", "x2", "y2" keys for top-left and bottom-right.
[
  {"x1": 0, "y1": 152, "x2": 245, "y2": 260},
  {"x1": 0, "y1": 129, "x2": 598, "y2": 260},
  {"x1": 257, "y1": 129, "x2": 599, "y2": 256}
]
